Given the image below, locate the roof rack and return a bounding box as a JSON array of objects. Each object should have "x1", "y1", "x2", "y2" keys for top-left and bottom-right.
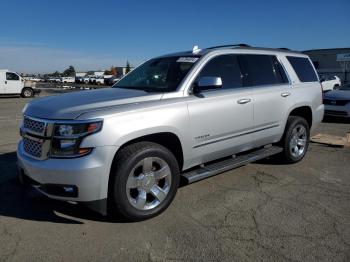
[{"x1": 206, "y1": 44, "x2": 251, "y2": 50}]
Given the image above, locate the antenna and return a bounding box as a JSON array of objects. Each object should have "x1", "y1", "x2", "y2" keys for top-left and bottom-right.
[{"x1": 192, "y1": 45, "x2": 201, "y2": 54}]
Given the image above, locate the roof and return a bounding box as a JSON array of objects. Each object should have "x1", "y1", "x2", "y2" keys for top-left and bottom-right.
[{"x1": 160, "y1": 44, "x2": 302, "y2": 58}]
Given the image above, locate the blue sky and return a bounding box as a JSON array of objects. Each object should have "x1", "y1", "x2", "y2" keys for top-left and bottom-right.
[{"x1": 0, "y1": 0, "x2": 349, "y2": 73}]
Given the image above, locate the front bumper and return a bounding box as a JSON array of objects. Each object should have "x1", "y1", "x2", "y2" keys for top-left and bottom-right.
[
  {"x1": 324, "y1": 104, "x2": 350, "y2": 118},
  {"x1": 17, "y1": 140, "x2": 118, "y2": 211}
]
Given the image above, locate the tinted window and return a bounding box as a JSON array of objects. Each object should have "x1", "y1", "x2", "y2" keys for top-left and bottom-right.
[
  {"x1": 239, "y1": 55, "x2": 288, "y2": 87},
  {"x1": 6, "y1": 72, "x2": 20, "y2": 81},
  {"x1": 287, "y1": 56, "x2": 318, "y2": 82},
  {"x1": 198, "y1": 55, "x2": 242, "y2": 89}
]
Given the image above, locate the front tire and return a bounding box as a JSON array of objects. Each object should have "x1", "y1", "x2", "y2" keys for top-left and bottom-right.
[
  {"x1": 279, "y1": 116, "x2": 310, "y2": 163},
  {"x1": 21, "y1": 88, "x2": 34, "y2": 98},
  {"x1": 109, "y1": 142, "x2": 180, "y2": 221}
]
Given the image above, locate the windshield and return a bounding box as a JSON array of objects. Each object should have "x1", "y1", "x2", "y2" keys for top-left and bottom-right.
[
  {"x1": 113, "y1": 56, "x2": 199, "y2": 92},
  {"x1": 339, "y1": 84, "x2": 350, "y2": 90}
]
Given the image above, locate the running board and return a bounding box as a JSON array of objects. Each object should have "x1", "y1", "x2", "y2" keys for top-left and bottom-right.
[{"x1": 181, "y1": 146, "x2": 283, "y2": 184}]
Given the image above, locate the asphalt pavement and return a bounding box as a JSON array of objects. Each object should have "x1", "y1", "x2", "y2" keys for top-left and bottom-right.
[{"x1": 0, "y1": 91, "x2": 349, "y2": 261}]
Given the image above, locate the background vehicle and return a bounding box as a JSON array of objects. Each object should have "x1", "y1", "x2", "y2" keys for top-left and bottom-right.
[
  {"x1": 17, "y1": 45, "x2": 324, "y2": 221},
  {"x1": 320, "y1": 75, "x2": 341, "y2": 92},
  {"x1": 48, "y1": 77, "x2": 61, "y2": 83},
  {"x1": 89, "y1": 76, "x2": 97, "y2": 84},
  {"x1": 82, "y1": 76, "x2": 91, "y2": 84},
  {"x1": 323, "y1": 83, "x2": 350, "y2": 118},
  {"x1": 0, "y1": 69, "x2": 40, "y2": 97},
  {"x1": 105, "y1": 76, "x2": 120, "y2": 85},
  {"x1": 95, "y1": 76, "x2": 105, "y2": 85},
  {"x1": 61, "y1": 76, "x2": 75, "y2": 83}
]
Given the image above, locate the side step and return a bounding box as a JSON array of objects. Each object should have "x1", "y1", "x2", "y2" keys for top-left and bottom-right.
[{"x1": 181, "y1": 146, "x2": 283, "y2": 184}]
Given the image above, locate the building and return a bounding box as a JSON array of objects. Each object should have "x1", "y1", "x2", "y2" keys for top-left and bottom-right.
[
  {"x1": 303, "y1": 48, "x2": 350, "y2": 83},
  {"x1": 75, "y1": 72, "x2": 87, "y2": 77}
]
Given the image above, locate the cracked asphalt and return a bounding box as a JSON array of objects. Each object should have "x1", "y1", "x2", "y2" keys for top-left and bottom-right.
[{"x1": 0, "y1": 92, "x2": 350, "y2": 261}]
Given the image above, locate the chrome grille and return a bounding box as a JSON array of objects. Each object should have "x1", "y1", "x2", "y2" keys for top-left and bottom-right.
[
  {"x1": 23, "y1": 117, "x2": 46, "y2": 134},
  {"x1": 23, "y1": 137, "x2": 43, "y2": 158}
]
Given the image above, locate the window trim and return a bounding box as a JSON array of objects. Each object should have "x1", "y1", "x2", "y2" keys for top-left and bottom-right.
[
  {"x1": 187, "y1": 52, "x2": 293, "y2": 96},
  {"x1": 6, "y1": 72, "x2": 20, "y2": 81}
]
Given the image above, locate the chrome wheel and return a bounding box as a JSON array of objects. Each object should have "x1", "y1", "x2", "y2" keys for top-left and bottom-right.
[
  {"x1": 126, "y1": 157, "x2": 172, "y2": 211},
  {"x1": 289, "y1": 124, "x2": 307, "y2": 158},
  {"x1": 23, "y1": 89, "x2": 32, "y2": 97}
]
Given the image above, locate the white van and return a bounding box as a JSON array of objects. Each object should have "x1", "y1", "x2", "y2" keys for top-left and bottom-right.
[
  {"x1": 0, "y1": 69, "x2": 40, "y2": 97},
  {"x1": 61, "y1": 76, "x2": 75, "y2": 83}
]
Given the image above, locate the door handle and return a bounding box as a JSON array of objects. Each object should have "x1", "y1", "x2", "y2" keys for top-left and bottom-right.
[
  {"x1": 237, "y1": 98, "x2": 251, "y2": 104},
  {"x1": 281, "y1": 92, "x2": 291, "y2": 97},
  {"x1": 5, "y1": 81, "x2": 7, "y2": 84}
]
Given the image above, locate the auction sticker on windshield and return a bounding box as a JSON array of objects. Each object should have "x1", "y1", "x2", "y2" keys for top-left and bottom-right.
[{"x1": 177, "y1": 57, "x2": 199, "y2": 63}]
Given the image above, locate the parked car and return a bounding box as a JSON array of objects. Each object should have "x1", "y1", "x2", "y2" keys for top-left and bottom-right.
[
  {"x1": 48, "y1": 77, "x2": 61, "y2": 83},
  {"x1": 75, "y1": 77, "x2": 84, "y2": 83},
  {"x1": 320, "y1": 75, "x2": 341, "y2": 92},
  {"x1": 61, "y1": 76, "x2": 75, "y2": 83},
  {"x1": 105, "y1": 76, "x2": 120, "y2": 85},
  {"x1": 0, "y1": 69, "x2": 41, "y2": 97},
  {"x1": 89, "y1": 76, "x2": 97, "y2": 84},
  {"x1": 323, "y1": 83, "x2": 350, "y2": 118},
  {"x1": 17, "y1": 45, "x2": 324, "y2": 221},
  {"x1": 95, "y1": 76, "x2": 105, "y2": 85},
  {"x1": 82, "y1": 76, "x2": 91, "y2": 84}
]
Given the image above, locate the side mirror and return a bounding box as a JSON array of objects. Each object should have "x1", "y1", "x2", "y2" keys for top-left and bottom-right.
[{"x1": 194, "y1": 76, "x2": 222, "y2": 93}]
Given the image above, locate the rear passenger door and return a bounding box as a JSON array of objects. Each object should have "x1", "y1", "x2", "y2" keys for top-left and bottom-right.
[{"x1": 239, "y1": 54, "x2": 292, "y2": 146}]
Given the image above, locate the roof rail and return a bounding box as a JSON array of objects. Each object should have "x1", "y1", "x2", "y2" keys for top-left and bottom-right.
[
  {"x1": 278, "y1": 47, "x2": 290, "y2": 51},
  {"x1": 206, "y1": 44, "x2": 251, "y2": 50}
]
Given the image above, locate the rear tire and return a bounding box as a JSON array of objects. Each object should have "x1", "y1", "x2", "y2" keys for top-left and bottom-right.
[
  {"x1": 109, "y1": 142, "x2": 180, "y2": 221},
  {"x1": 279, "y1": 116, "x2": 310, "y2": 163},
  {"x1": 21, "y1": 88, "x2": 34, "y2": 98}
]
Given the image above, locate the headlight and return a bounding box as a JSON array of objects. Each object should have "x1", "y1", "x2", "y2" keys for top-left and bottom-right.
[{"x1": 50, "y1": 121, "x2": 102, "y2": 158}]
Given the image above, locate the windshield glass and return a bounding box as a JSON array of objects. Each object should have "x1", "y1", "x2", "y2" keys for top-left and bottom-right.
[
  {"x1": 339, "y1": 84, "x2": 350, "y2": 90},
  {"x1": 113, "y1": 56, "x2": 199, "y2": 92}
]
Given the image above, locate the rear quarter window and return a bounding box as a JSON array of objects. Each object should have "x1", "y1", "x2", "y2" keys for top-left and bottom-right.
[{"x1": 286, "y1": 56, "x2": 318, "y2": 82}]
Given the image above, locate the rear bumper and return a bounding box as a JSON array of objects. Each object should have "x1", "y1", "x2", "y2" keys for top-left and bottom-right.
[
  {"x1": 311, "y1": 104, "x2": 325, "y2": 132},
  {"x1": 17, "y1": 140, "x2": 118, "y2": 213}
]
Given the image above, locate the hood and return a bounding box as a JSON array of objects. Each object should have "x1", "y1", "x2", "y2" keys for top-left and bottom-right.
[
  {"x1": 324, "y1": 89, "x2": 350, "y2": 100},
  {"x1": 24, "y1": 88, "x2": 163, "y2": 119}
]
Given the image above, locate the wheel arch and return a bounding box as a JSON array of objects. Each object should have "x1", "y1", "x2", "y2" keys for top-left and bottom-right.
[
  {"x1": 113, "y1": 132, "x2": 184, "y2": 171},
  {"x1": 288, "y1": 106, "x2": 313, "y2": 128}
]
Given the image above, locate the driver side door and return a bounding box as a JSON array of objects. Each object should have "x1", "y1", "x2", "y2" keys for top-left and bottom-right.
[
  {"x1": 186, "y1": 54, "x2": 254, "y2": 165},
  {"x1": 5, "y1": 72, "x2": 23, "y2": 94}
]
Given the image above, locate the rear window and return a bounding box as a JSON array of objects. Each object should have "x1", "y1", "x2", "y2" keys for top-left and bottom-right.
[
  {"x1": 286, "y1": 56, "x2": 318, "y2": 82},
  {"x1": 239, "y1": 55, "x2": 289, "y2": 87}
]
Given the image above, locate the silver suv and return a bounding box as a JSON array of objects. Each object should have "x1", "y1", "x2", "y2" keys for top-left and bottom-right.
[{"x1": 17, "y1": 44, "x2": 324, "y2": 221}]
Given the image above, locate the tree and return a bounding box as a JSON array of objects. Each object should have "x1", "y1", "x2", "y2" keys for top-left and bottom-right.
[
  {"x1": 52, "y1": 71, "x2": 61, "y2": 77},
  {"x1": 111, "y1": 66, "x2": 117, "y2": 76},
  {"x1": 62, "y1": 65, "x2": 76, "y2": 76},
  {"x1": 104, "y1": 69, "x2": 112, "y2": 75},
  {"x1": 125, "y1": 61, "x2": 131, "y2": 74}
]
